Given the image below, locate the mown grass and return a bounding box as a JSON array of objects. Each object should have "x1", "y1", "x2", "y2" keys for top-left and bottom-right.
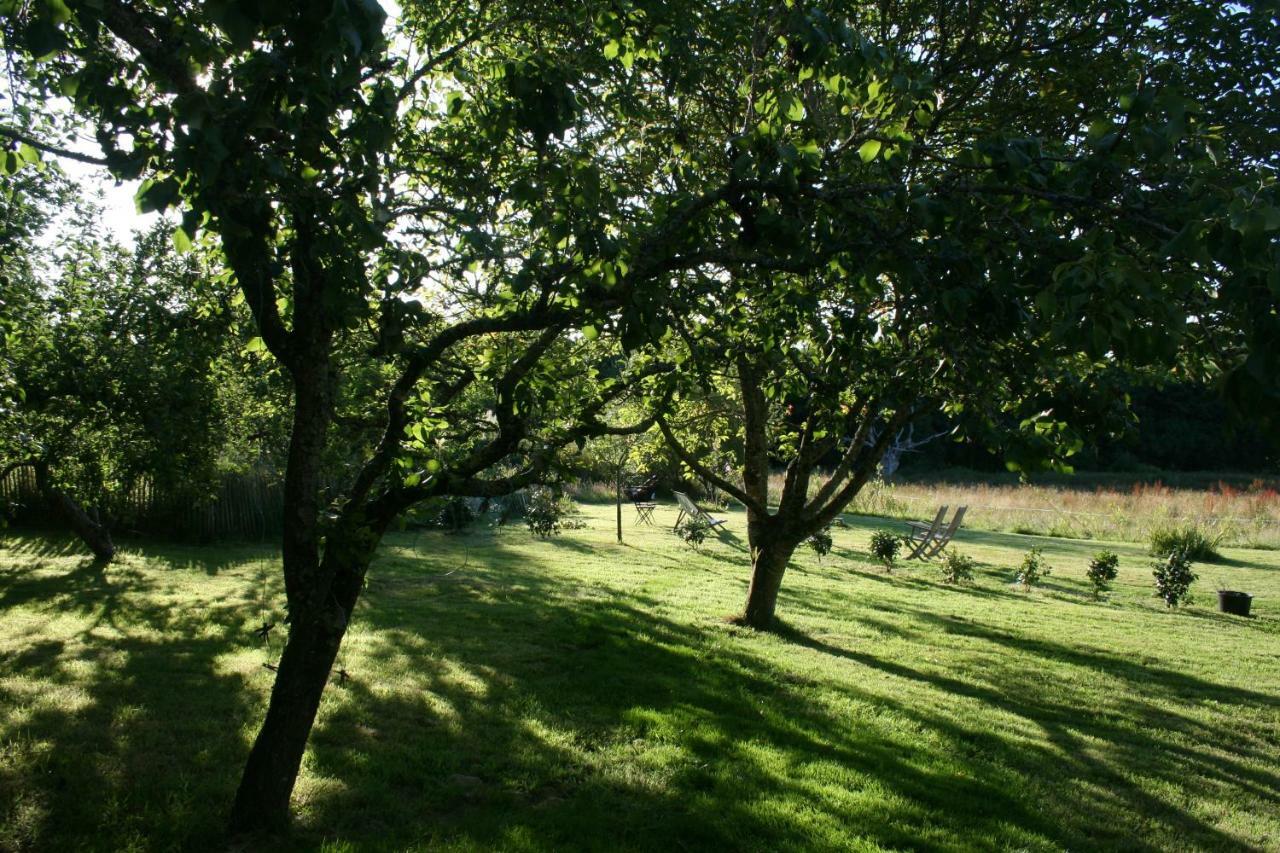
[{"x1": 2, "y1": 502, "x2": 1279, "y2": 851}]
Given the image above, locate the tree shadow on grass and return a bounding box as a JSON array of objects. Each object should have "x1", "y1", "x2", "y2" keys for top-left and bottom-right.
[
  {"x1": 810, "y1": 558, "x2": 1030, "y2": 604},
  {"x1": 304, "y1": 595, "x2": 1059, "y2": 851},
  {"x1": 1208, "y1": 553, "x2": 1280, "y2": 571},
  {"x1": 773, "y1": 613, "x2": 1280, "y2": 851},
  {"x1": 0, "y1": 552, "x2": 262, "y2": 852},
  {"x1": 3, "y1": 530, "x2": 1278, "y2": 851},
  {"x1": 0, "y1": 531, "x2": 87, "y2": 560},
  {"x1": 294, "y1": 535, "x2": 1275, "y2": 851},
  {"x1": 0, "y1": 555, "x2": 123, "y2": 625}
]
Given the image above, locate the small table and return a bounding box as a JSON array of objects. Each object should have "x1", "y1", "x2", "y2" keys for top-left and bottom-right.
[{"x1": 633, "y1": 502, "x2": 657, "y2": 526}]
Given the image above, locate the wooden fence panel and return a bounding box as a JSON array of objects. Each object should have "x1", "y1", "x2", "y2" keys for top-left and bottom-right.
[{"x1": 0, "y1": 468, "x2": 286, "y2": 542}]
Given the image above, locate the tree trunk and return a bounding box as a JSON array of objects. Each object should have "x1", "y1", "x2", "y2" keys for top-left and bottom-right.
[
  {"x1": 743, "y1": 540, "x2": 797, "y2": 629},
  {"x1": 227, "y1": 608, "x2": 346, "y2": 833},
  {"x1": 228, "y1": 523, "x2": 376, "y2": 834},
  {"x1": 278, "y1": 365, "x2": 332, "y2": 610},
  {"x1": 615, "y1": 475, "x2": 623, "y2": 544},
  {"x1": 229, "y1": 352, "x2": 338, "y2": 834},
  {"x1": 34, "y1": 462, "x2": 115, "y2": 562}
]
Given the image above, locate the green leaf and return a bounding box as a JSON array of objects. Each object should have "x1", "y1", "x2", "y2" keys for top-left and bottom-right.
[
  {"x1": 24, "y1": 19, "x2": 64, "y2": 60},
  {"x1": 43, "y1": 0, "x2": 72, "y2": 24},
  {"x1": 172, "y1": 226, "x2": 193, "y2": 254},
  {"x1": 582, "y1": 324, "x2": 599, "y2": 340},
  {"x1": 603, "y1": 39, "x2": 620, "y2": 59},
  {"x1": 858, "y1": 139, "x2": 882, "y2": 163},
  {"x1": 243, "y1": 336, "x2": 266, "y2": 354},
  {"x1": 134, "y1": 177, "x2": 180, "y2": 214},
  {"x1": 781, "y1": 94, "x2": 805, "y2": 122}
]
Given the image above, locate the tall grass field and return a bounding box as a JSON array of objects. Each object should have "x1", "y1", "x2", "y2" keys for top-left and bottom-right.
[{"x1": 766, "y1": 473, "x2": 1280, "y2": 549}]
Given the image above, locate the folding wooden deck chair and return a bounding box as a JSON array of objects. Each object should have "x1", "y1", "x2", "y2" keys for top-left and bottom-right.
[
  {"x1": 672, "y1": 491, "x2": 727, "y2": 533},
  {"x1": 905, "y1": 506, "x2": 967, "y2": 559}
]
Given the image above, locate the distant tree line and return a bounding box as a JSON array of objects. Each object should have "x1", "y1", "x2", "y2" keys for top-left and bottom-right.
[{"x1": 890, "y1": 378, "x2": 1278, "y2": 477}]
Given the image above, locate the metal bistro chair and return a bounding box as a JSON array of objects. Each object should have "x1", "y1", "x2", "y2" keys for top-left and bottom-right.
[
  {"x1": 633, "y1": 501, "x2": 657, "y2": 525},
  {"x1": 625, "y1": 477, "x2": 659, "y2": 526}
]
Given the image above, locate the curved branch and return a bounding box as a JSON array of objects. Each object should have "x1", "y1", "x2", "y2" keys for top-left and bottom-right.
[
  {"x1": 0, "y1": 126, "x2": 109, "y2": 166},
  {"x1": 94, "y1": 0, "x2": 201, "y2": 96},
  {"x1": 656, "y1": 415, "x2": 766, "y2": 516}
]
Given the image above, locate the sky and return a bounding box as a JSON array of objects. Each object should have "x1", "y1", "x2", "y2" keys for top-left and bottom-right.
[{"x1": 61, "y1": 154, "x2": 158, "y2": 243}]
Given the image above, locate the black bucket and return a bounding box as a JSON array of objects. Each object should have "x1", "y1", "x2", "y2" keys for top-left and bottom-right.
[{"x1": 1218, "y1": 590, "x2": 1253, "y2": 616}]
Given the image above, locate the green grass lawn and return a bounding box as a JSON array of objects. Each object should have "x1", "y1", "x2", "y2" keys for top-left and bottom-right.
[{"x1": 3, "y1": 502, "x2": 1279, "y2": 851}]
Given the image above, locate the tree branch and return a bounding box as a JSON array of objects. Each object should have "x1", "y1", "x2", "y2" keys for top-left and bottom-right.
[
  {"x1": 656, "y1": 415, "x2": 766, "y2": 515},
  {"x1": 0, "y1": 126, "x2": 109, "y2": 166},
  {"x1": 811, "y1": 407, "x2": 915, "y2": 530},
  {"x1": 94, "y1": 0, "x2": 202, "y2": 96}
]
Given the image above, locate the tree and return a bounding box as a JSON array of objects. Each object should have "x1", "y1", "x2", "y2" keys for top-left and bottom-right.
[
  {"x1": 648, "y1": 0, "x2": 1279, "y2": 628},
  {"x1": 4, "y1": 0, "x2": 1276, "y2": 833},
  {"x1": 0, "y1": 0, "x2": 741, "y2": 831},
  {"x1": 578, "y1": 417, "x2": 651, "y2": 544},
  {"x1": 0, "y1": 169, "x2": 231, "y2": 559},
  {"x1": 0, "y1": 104, "x2": 73, "y2": 512}
]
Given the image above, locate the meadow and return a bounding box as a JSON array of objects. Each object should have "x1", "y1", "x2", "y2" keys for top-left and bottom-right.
[
  {"x1": 2, "y1": 501, "x2": 1279, "y2": 851},
  {"x1": 834, "y1": 474, "x2": 1280, "y2": 550}
]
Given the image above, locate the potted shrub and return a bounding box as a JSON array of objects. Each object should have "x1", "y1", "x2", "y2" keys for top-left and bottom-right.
[
  {"x1": 1217, "y1": 589, "x2": 1253, "y2": 617},
  {"x1": 1014, "y1": 546, "x2": 1052, "y2": 591},
  {"x1": 939, "y1": 549, "x2": 976, "y2": 584},
  {"x1": 807, "y1": 526, "x2": 834, "y2": 563}
]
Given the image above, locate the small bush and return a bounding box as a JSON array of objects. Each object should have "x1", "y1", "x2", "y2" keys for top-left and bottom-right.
[
  {"x1": 1149, "y1": 524, "x2": 1221, "y2": 562},
  {"x1": 940, "y1": 549, "x2": 976, "y2": 584},
  {"x1": 1014, "y1": 546, "x2": 1052, "y2": 590},
  {"x1": 493, "y1": 493, "x2": 525, "y2": 526},
  {"x1": 1152, "y1": 548, "x2": 1197, "y2": 607},
  {"x1": 435, "y1": 496, "x2": 476, "y2": 533},
  {"x1": 525, "y1": 487, "x2": 571, "y2": 538},
  {"x1": 868, "y1": 530, "x2": 901, "y2": 572},
  {"x1": 807, "y1": 527, "x2": 833, "y2": 561},
  {"x1": 676, "y1": 518, "x2": 711, "y2": 550},
  {"x1": 1087, "y1": 550, "x2": 1120, "y2": 598}
]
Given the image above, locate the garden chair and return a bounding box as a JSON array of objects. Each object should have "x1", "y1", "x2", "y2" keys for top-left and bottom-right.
[
  {"x1": 904, "y1": 505, "x2": 947, "y2": 559},
  {"x1": 633, "y1": 500, "x2": 657, "y2": 525},
  {"x1": 905, "y1": 505, "x2": 966, "y2": 559},
  {"x1": 625, "y1": 476, "x2": 659, "y2": 525},
  {"x1": 672, "y1": 490, "x2": 727, "y2": 533}
]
